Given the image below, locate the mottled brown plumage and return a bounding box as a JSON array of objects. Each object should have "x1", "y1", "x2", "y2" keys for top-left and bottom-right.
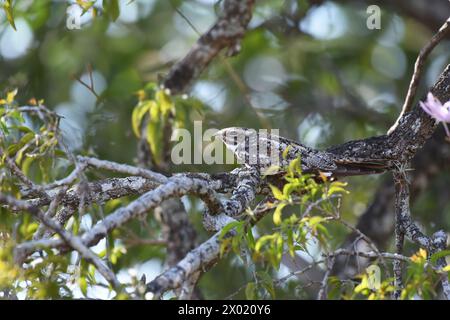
[{"x1": 216, "y1": 127, "x2": 390, "y2": 177}]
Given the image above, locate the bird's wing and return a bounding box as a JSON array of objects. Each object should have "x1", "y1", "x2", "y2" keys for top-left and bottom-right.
[
  {"x1": 218, "y1": 127, "x2": 391, "y2": 176},
  {"x1": 230, "y1": 131, "x2": 339, "y2": 174},
  {"x1": 233, "y1": 131, "x2": 290, "y2": 170}
]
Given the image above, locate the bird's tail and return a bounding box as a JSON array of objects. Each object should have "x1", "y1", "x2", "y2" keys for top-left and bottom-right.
[{"x1": 332, "y1": 159, "x2": 389, "y2": 177}]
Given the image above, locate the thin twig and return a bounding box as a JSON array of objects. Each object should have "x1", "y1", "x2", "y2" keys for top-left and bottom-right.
[
  {"x1": 78, "y1": 156, "x2": 168, "y2": 184},
  {"x1": 317, "y1": 256, "x2": 336, "y2": 300},
  {"x1": 0, "y1": 147, "x2": 48, "y2": 200},
  {"x1": 328, "y1": 249, "x2": 410, "y2": 263},
  {"x1": 388, "y1": 16, "x2": 450, "y2": 134},
  {"x1": 0, "y1": 194, "x2": 120, "y2": 289}
]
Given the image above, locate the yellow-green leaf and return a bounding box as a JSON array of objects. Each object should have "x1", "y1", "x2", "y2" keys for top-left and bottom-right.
[
  {"x1": 155, "y1": 90, "x2": 174, "y2": 116},
  {"x1": 76, "y1": 0, "x2": 96, "y2": 14},
  {"x1": 3, "y1": 0, "x2": 16, "y2": 31},
  {"x1": 273, "y1": 203, "x2": 286, "y2": 225},
  {"x1": 282, "y1": 145, "x2": 291, "y2": 159},
  {"x1": 275, "y1": 233, "x2": 283, "y2": 265},
  {"x1": 282, "y1": 183, "x2": 296, "y2": 197},
  {"x1": 0, "y1": 89, "x2": 18, "y2": 105},
  {"x1": 327, "y1": 181, "x2": 349, "y2": 197},
  {"x1": 354, "y1": 275, "x2": 369, "y2": 294},
  {"x1": 287, "y1": 228, "x2": 295, "y2": 257},
  {"x1": 219, "y1": 221, "x2": 242, "y2": 240},
  {"x1": 131, "y1": 100, "x2": 154, "y2": 138},
  {"x1": 21, "y1": 156, "x2": 34, "y2": 176},
  {"x1": 269, "y1": 184, "x2": 284, "y2": 201},
  {"x1": 288, "y1": 157, "x2": 301, "y2": 175},
  {"x1": 103, "y1": 0, "x2": 120, "y2": 21},
  {"x1": 146, "y1": 115, "x2": 162, "y2": 165},
  {"x1": 255, "y1": 234, "x2": 276, "y2": 254},
  {"x1": 79, "y1": 276, "x2": 88, "y2": 296},
  {"x1": 245, "y1": 282, "x2": 256, "y2": 300}
]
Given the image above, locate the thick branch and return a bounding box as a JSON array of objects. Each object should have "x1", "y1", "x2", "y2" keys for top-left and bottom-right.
[
  {"x1": 388, "y1": 16, "x2": 450, "y2": 134},
  {"x1": 162, "y1": 0, "x2": 255, "y2": 94},
  {"x1": 26, "y1": 176, "x2": 159, "y2": 209},
  {"x1": 393, "y1": 172, "x2": 450, "y2": 300},
  {"x1": 147, "y1": 178, "x2": 266, "y2": 298},
  {"x1": 333, "y1": 128, "x2": 450, "y2": 279},
  {"x1": 327, "y1": 65, "x2": 450, "y2": 163},
  {"x1": 12, "y1": 175, "x2": 225, "y2": 262}
]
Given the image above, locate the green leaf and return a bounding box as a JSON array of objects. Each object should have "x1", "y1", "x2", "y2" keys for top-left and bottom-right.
[
  {"x1": 155, "y1": 90, "x2": 174, "y2": 116},
  {"x1": 21, "y1": 156, "x2": 34, "y2": 176},
  {"x1": 327, "y1": 181, "x2": 349, "y2": 197},
  {"x1": 87, "y1": 265, "x2": 97, "y2": 284},
  {"x1": 257, "y1": 271, "x2": 276, "y2": 299},
  {"x1": 76, "y1": 0, "x2": 96, "y2": 15},
  {"x1": 72, "y1": 215, "x2": 80, "y2": 235},
  {"x1": 9, "y1": 110, "x2": 24, "y2": 123},
  {"x1": 5, "y1": 88, "x2": 18, "y2": 103},
  {"x1": 16, "y1": 125, "x2": 33, "y2": 133},
  {"x1": 269, "y1": 184, "x2": 285, "y2": 201},
  {"x1": 430, "y1": 250, "x2": 450, "y2": 265},
  {"x1": 0, "y1": 119, "x2": 9, "y2": 135},
  {"x1": 288, "y1": 157, "x2": 301, "y2": 175},
  {"x1": 15, "y1": 132, "x2": 35, "y2": 164},
  {"x1": 308, "y1": 216, "x2": 325, "y2": 228},
  {"x1": 354, "y1": 275, "x2": 368, "y2": 294},
  {"x1": 282, "y1": 182, "x2": 297, "y2": 197},
  {"x1": 103, "y1": 0, "x2": 120, "y2": 21},
  {"x1": 131, "y1": 100, "x2": 153, "y2": 138},
  {"x1": 273, "y1": 203, "x2": 286, "y2": 225},
  {"x1": 231, "y1": 222, "x2": 244, "y2": 254},
  {"x1": 3, "y1": 0, "x2": 16, "y2": 31},
  {"x1": 79, "y1": 276, "x2": 88, "y2": 297},
  {"x1": 219, "y1": 238, "x2": 231, "y2": 258},
  {"x1": 246, "y1": 228, "x2": 255, "y2": 250},
  {"x1": 146, "y1": 111, "x2": 163, "y2": 165},
  {"x1": 219, "y1": 221, "x2": 242, "y2": 240},
  {"x1": 262, "y1": 282, "x2": 276, "y2": 299},
  {"x1": 275, "y1": 233, "x2": 283, "y2": 267},
  {"x1": 287, "y1": 228, "x2": 295, "y2": 257},
  {"x1": 245, "y1": 282, "x2": 256, "y2": 300},
  {"x1": 255, "y1": 234, "x2": 276, "y2": 254},
  {"x1": 110, "y1": 252, "x2": 118, "y2": 265},
  {"x1": 282, "y1": 145, "x2": 291, "y2": 159}
]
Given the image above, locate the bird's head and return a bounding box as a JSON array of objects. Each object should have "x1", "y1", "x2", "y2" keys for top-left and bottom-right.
[{"x1": 214, "y1": 127, "x2": 251, "y2": 151}]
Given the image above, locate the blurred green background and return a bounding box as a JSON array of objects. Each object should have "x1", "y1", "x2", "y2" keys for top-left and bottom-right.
[{"x1": 1, "y1": 0, "x2": 449, "y2": 299}]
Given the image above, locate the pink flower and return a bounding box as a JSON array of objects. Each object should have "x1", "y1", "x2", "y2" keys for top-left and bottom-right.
[{"x1": 419, "y1": 92, "x2": 450, "y2": 137}]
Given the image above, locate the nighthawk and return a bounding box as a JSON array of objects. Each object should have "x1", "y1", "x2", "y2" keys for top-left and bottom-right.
[{"x1": 215, "y1": 127, "x2": 390, "y2": 178}]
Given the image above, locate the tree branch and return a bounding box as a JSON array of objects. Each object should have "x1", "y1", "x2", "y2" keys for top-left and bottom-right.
[
  {"x1": 11, "y1": 174, "x2": 230, "y2": 263},
  {"x1": 393, "y1": 171, "x2": 450, "y2": 299},
  {"x1": 0, "y1": 194, "x2": 120, "y2": 289},
  {"x1": 162, "y1": 0, "x2": 255, "y2": 94},
  {"x1": 388, "y1": 16, "x2": 450, "y2": 134}
]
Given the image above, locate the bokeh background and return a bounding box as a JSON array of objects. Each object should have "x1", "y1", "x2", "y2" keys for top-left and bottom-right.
[{"x1": 1, "y1": 0, "x2": 450, "y2": 299}]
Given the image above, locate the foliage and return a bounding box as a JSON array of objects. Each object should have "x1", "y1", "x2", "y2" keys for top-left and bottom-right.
[{"x1": 0, "y1": 0, "x2": 449, "y2": 300}]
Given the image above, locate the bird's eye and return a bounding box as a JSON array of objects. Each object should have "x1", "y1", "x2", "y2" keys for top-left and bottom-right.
[
  {"x1": 221, "y1": 130, "x2": 241, "y2": 146},
  {"x1": 223, "y1": 131, "x2": 238, "y2": 142}
]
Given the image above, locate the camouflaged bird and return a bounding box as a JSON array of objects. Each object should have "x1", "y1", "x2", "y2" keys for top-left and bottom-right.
[{"x1": 215, "y1": 127, "x2": 390, "y2": 177}]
